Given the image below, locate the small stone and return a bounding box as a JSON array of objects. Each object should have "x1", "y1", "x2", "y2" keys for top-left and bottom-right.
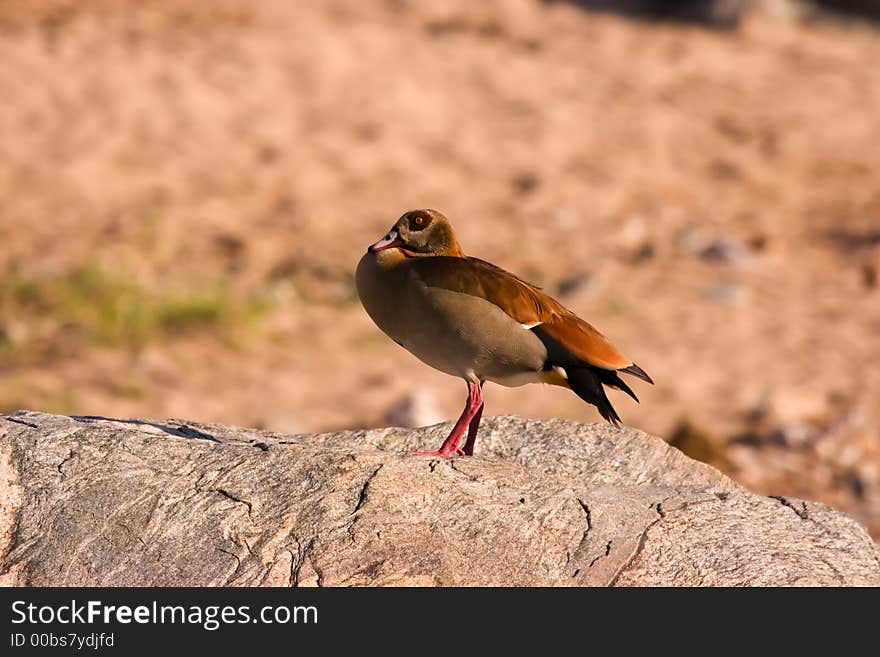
[
  {"x1": 699, "y1": 238, "x2": 749, "y2": 265},
  {"x1": 617, "y1": 217, "x2": 655, "y2": 262},
  {"x1": 382, "y1": 390, "x2": 444, "y2": 428},
  {"x1": 862, "y1": 262, "x2": 877, "y2": 289},
  {"x1": 764, "y1": 388, "x2": 831, "y2": 427},
  {"x1": 702, "y1": 283, "x2": 748, "y2": 304},
  {"x1": 767, "y1": 422, "x2": 819, "y2": 449},
  {"x1": 510, "y1": 172, "x2": 540, "y2": 195},
  {"x1": 556, "y1": 273, "x2": 592, "y2": 297}
]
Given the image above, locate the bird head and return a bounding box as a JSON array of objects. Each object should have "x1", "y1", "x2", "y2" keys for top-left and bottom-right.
[{"x1": 368, "y1": 209, "x2": 463, "y2": 258}]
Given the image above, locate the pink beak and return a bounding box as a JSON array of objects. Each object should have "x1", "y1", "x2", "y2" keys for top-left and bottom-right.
[{"x1": 369, "y1": 229, "x2": 403, "y2": 252}]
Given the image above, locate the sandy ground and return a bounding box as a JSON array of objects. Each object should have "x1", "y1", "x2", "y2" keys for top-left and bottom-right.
[{"x1": 1, "y1": 1, "x2": 879, "y2": 536}]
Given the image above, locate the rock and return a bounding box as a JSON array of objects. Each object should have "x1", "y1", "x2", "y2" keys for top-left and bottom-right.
[
  {"x1": 702, "y1": 282, "x2": 749, "y2": 304},
  {"x1": 2, "y1": 411, "x2": 878, "y2": 586},
  {"x1": 510, "y1": 172, "x2": 541, "y2": 196},
  {"x1": 558, "y1": 0, "x2": 751, "y2": 28},
  {"x1": 698, "y1": 238, "x2": 750, "y2": 265},
  {"x1": 750, "y1": 387, "x2": 834, "y2": 447},
  {"x1": 862, "y1": 259, "x2": 878, "y2": 290},
  {"x1": 670, "y1": 0, "x2": 751, "y2": 26},
  {"x1": 555, "y1": 272, "x2": 593, "y2": 297},
  {"x1": 754, "y1": 0, "x2": 809, "y2": 23},
  {"x1": 616, "y1": 217, "x2": 655, "y2": 263}
]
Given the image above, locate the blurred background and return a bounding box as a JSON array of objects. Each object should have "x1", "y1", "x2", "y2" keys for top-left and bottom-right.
[{"x1": 0, "y1": 0, "x2": 878, "y2": 536}]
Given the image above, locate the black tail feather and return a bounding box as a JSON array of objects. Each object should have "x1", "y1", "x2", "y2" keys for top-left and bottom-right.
[
  {"x1": 566, "y1": 367, "x2": 622, "y2": 427},
  {"x1": 619, "y1": 363, "x2": 653, "y2": 385},
  {"x1": 597, "y1": 369, "x2": 639, "y2": 403}
]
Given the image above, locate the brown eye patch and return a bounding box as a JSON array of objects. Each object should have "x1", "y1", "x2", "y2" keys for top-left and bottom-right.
[{"x1": 409, "y1": 212, "x2": 433, "y2": 231}]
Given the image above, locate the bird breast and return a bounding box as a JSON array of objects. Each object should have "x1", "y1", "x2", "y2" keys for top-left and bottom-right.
[{"x1": 356, "y1": 253, "x2": 548, "y2": 383}]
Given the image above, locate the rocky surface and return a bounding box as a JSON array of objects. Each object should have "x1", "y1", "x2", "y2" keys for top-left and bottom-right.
[
  {"x1": 2, "y1": 0, "x2": 880, "y2": 540},
  {"x1": 2, "y1": 411, "x2": 878, "y2": 586}
]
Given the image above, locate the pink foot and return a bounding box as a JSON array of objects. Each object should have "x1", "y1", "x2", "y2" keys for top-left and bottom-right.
[
  {"x1": 410, "y1": 448, "x2": 464, "y2": 457},
  {"x1": 410, "y1": 380, "x2": 483, "y2": 457}
]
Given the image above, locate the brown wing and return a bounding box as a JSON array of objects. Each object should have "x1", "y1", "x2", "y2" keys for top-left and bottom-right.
[{"x1": 411, "y1": 256, "x2": 633, "y2": 371}]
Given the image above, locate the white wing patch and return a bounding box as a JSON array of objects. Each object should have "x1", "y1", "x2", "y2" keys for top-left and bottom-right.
[{"x1": 521, "y1": 322, "x2": 543, "y2": 329}]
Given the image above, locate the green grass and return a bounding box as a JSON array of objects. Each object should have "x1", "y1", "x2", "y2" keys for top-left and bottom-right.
[
  {"x1": 37, "y1": 387, "x2": 80, "y2": 416},
  {"x1": 0, "y1": 265, "x2": 272, "y2": 362}
]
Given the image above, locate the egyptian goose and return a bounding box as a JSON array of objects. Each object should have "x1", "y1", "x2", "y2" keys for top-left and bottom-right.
[{"x1": 356, "y1": 209, "x2": 653, "y2": 456}]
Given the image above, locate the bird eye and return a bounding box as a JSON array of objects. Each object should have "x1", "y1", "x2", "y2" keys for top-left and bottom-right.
[{"x1": 413, "y1": 216, "x2": 425, "y2": 226}]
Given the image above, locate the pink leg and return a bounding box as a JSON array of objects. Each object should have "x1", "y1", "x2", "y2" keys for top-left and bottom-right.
[
  {"x1": 461, "y1": 400, "x2": 484, "y2": 456},
  {"x1": 413, "y1": 380, "x2": 483, "y2": 457}
]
